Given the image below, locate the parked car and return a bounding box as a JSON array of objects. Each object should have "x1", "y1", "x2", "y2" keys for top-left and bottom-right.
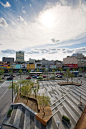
[
  {"x1": 79, "y1": 75, "x2": 82, "y2": 77},
  {"x1": 56, "y1": 74, "x2": 60, "y2": 77},
  {"x1": 37, "y1": 76, "x2": 43, "y2": 79},
  {"x1": 42, "y1": 75, "x2": 47, "y2": 78},
  {"x1": 50, "y1": 76, "x2": 55, "y2": 79},
  {"x1": 2, "y1": 77, "x2": 5, "y2": 79},
  {"x1": 4, "y1": 74, "x2": 10, "y2": 77},
  {"x1": 26, "y1": 76, "x2": 32, "y2": 79},
  {"x1": 10, "y1": 75, "x2": 16, "y2": 77},
  {"x1": 23, "y1": 71, "x2": 27, "y2": 73},
  {"x1": 58, "y1": 75, "x2": 63, "y2": 78},
  {"x1": 32, "y1": 75, "x2": 37, "y2": 78},
  {"x1": 7, "y1": 76, "x2": 13, "y2": 80}
]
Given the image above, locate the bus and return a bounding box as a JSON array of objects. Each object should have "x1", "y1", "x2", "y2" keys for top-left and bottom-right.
[{"x1": 29, "y1": 72, "x2": 42, "y2": 76}]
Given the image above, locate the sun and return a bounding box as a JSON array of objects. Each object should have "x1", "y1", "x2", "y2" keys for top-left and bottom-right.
[{"x1": 40, "y1": 11, "x2": 55, "y2": 28}]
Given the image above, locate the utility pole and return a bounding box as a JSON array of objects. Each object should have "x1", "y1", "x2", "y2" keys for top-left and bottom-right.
[{"x1": 12, "y1": 67, "x2": 13, "y2": 110}]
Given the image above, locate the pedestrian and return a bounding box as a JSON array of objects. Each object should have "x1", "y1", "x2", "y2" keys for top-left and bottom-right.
[{"x1": 81, "y1": 81, "x2": 82, "y2": 84}]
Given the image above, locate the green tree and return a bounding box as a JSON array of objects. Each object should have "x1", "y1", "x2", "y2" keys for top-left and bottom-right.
[
  {"x1": 59, "y1": 67, "x2": 63, "y2": 74},
  {"x1": 66, "y1": 69, "x2": 71, "y2": 83},
  {"x1": 28, "y1": 69, "x2": 31, "y2": 76},
  {"x1": 36, "y1": 69, "x2": 39, "y2": 72},
  {"x1": 70, "y1": 73, "x2": 75, "y2": 83},
  {"x1": 37, "y1": 93, "x2": 50, "y2": 118},
  {"x1": 79, "y1": 68, "x2": 83, "y2": 72},
  {"x1": 18, "y1": 69, "x2": 22, "y2": 74},
  {"x1": 0, "y1": 69, "x2": 4, "y2": 75},
  {"x1": 32, "y1": 80, "x2": 39, "y2": 98},
  {"x1": 52, "y1": 69, "x2": 55, "y2": 76}
]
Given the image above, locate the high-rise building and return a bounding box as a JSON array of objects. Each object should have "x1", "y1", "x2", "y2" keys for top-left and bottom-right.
[
  {"x1": 16, "y1": 51, "x2": 24, "y2": 62},
  {"x1": 2, "y1": 57, "x2": 14, "y2": 63}
]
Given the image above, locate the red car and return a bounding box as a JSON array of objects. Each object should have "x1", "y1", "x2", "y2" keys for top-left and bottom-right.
[
  {"x1": 26, "y1": 76, "x2": 31, "y2": 79},
  {"x1": 42, "y1": 75, "x2": 47, "y2": 78}
]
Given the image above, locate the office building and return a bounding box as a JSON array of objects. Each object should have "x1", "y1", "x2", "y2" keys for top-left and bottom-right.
[
  {"x1": 2, "y1": 57, "x2": 14, "y2": 63},
  {"x1": 16, "y1": 51, "x2": 24, "y2": 62}
]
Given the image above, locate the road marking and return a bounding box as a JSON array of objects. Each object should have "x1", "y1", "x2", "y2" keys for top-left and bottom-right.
[
  {"x1": 0, "y1": 81, "x2": 6, "y2": 88},
  {"x1": 0, "y1": 89, "x2": 8, "y2": 100}
]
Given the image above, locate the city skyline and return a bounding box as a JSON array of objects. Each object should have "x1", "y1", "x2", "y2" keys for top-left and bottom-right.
[{"x1": 0, "y1": 0, "x2": 86, "y2": 61}]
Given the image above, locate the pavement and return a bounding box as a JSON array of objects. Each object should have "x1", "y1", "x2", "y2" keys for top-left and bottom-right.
[{"x1": 0, "y1": 76, "x2": 86, "y2": 129}]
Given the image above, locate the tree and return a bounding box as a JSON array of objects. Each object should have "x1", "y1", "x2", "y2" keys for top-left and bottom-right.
[
  {"x1": 37, "y1": 93, "x2": 50, "y2": 118},
  {"x1": 65, "y1": 69, "x2": 71, "y2": 83},
  {"x1": 0, "y1": 69, "x2": 4, "y2": 75},
  {"x1": 18, "y1": 69, "x2": 22, "y2": 94},
  {"x1": 32, "y1": 80, "x2": 39, "y2": 98},
  {"x1": 18, "y1": 69, "x2": 22, "y2": 74},
  {"x1": 21, "y1": 85, "x2": 31, "y2": 104},
  {"x1": 70, "y1": 73, "x2": 75, "y2": 83},
  {"x1": 59, "y1": 67, "x2": 63, "y2": 74},
  {"x1": 79, "y1": 68, "x2": 83, "y2": 72},
  {"x1": 36, "y1": 69, "x2": 39, "y2": 72},
  {"x1": 28, "y1": 69, "x2": 31, "y2": 76},
  {"x1": 52, "y1": 69, "x2": 55, "y2": 76},
  {"x1": 21, "y1": 79, "x2": 32, "y2": 104}
]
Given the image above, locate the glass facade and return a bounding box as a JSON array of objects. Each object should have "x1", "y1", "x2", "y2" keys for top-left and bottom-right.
[{"x1": 16, "y1": 51, "x2": 24, "y2": 62}]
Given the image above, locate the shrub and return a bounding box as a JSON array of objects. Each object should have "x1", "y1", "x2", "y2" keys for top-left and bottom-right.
[
  {"x1": 62, "y1": 115, "x2": 70, "y2": 123},
  {"x1": 7, "y1": 109, "x2": 12, "y2": 116}
]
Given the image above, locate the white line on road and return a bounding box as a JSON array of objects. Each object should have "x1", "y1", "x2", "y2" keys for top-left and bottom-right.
[
  {"x1": 0, "y1": 81, "x2": 6, "y2": 88},
  {"x1": 0, "y1": 89, "x2": 8, "y2": 100}
]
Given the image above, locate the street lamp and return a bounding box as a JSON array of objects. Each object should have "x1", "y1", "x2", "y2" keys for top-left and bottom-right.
[{"x1": 12, "y1": 67, "x2": 13, "y2": 110}]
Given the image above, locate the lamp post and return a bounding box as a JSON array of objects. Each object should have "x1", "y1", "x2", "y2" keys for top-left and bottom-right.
[
  {"x1": 20, "y1": 69, "x2": 21, "y2": 95},
  {"x1": 12, "y1": 67, "x2": 13, "y2": 110}
]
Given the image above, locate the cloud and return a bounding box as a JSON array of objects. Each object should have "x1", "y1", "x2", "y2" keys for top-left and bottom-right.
[
  {"x1": 22, "y1": 10, "x2": 26, "y2": 14},
  {"x1": 0, "y1": 17, "x2": 8, "y2": 27},
  {"x1": 75, "y1": 47, "x2": 86, "y2": 54},
  {"x1": 1, "y1": 49, "x2": 16, "y2": 54},
  {"x1": 0, "y1": 1, "x2": 86, "y2": 61},
  {"x1": 51, "y1": 38, "x2": 55, "y2": 42},
  {"x1": 51, "y1": 38, "x2": 60, "y2": 43},
  {"x1": 19, "y1": 16, "x2": 24, "y2": 22},
  {"x1": 0, "y1": 1, "x2": 11, "y2": 8}
]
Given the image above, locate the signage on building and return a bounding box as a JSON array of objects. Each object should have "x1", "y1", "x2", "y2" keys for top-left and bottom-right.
[
  {"x1": 68, "y1": 64, "x2": 78, "y2": 68},
  {"x1": 50, "y1": 65, "x2": 56, "y2": 68},
  {"x1": 15, "y1": 64, "x2": 21, "y2": 69},
  {"x1": 21, "y1": 64, "x2": 27, "y2": 69}
]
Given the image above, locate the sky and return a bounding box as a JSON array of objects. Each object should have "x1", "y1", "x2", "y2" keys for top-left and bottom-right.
[{"x1": 0, "y1": 0, "x2": 86, "y2": 61}]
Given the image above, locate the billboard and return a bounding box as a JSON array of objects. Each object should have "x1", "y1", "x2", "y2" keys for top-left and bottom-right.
[
  {"x1": 68, "y1": 64, "x2": 78, "y2": 68},
  {"x1": 27, "y1": 64, "x2": 35, "y2": 70},
  {"x1": 21, "y1": 64, "x2": 27, "y2": 69},
  {"x1": 15, "y1": 64, "x2": 21, "y2": 69}
]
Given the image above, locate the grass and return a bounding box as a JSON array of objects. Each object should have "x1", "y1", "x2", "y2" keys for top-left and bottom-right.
[
  {"x1": 7, "y1": 109, "x2": 12, "y2": 116},
  {"x1": 62, "y1": 115, "x2": 70, "y2": 123}
]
